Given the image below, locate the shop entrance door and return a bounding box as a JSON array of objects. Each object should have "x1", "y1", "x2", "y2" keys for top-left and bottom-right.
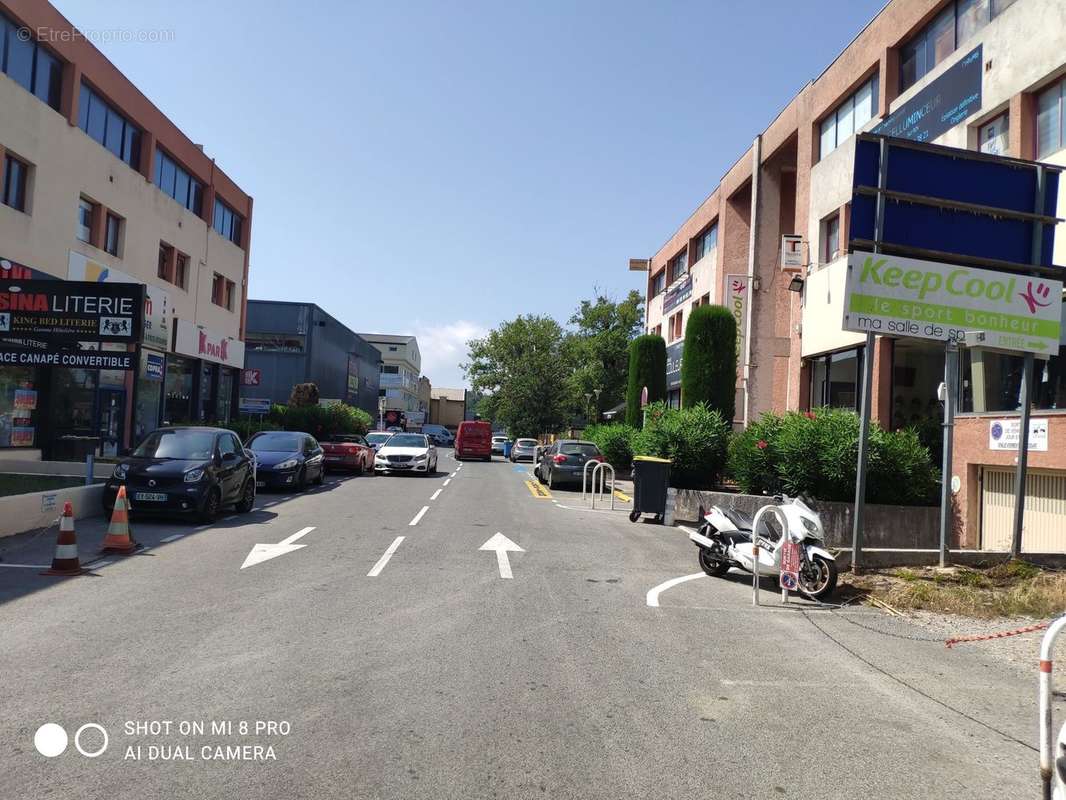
[
  {"x1": 981, "y1": 467, "x2": 1066, "y2": 552},
  {"x1": 98, "y1": 389, "x2": 126, "y2": 457}
]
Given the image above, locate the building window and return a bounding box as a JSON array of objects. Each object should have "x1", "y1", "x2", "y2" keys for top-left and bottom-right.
[
  {"x1": 819, "y1": 74, "x2": 878, "y2": 159},
  {"x1": 174, "y1": 252, "x2": 188, "y2": 290},
  {"x1": 0, "y1": 13, "x2": 63, "y2": 111},
  {"x1": 667, "y1": 311, "x2": 683, "y2": 342},
  {"x1": 158, "y1": 243, "x2": 173, "y2": 281},
  {"x1": 961, "y1": 335, "x2": 1066, "y2": 412},
  {"x1": 246, "y1": 333, "x2": 305, "y2": 352},
  {"x1": 978, "y1": 112, "x2": 1009, "y2": 155},
  {"x1": 154, "y1": 149, "x2": 204, "y2": 214},
  {"x1": 650, "y1": 270, "x2": 666, "y2": 298},
  {"x1": 667, "y1": 249, "x2": 688, "y2": 283},
  {"x1": 899, "y1": 0, "x2": 1012, "y2": 92},
  {"x1": 211, "y1": 274, "x2": 236, "y2": 311},
  {"x1": 104, "y1": 212, "x2": 121, "y2": 256},
  {"x1": 808, "y1": 348, "x2": 864, "y2": 410},
  {"x1": 653, "y1": 324, "x2": 662, "y2": 337},
  {"x1": 693, "y1": 223, "x2": 718, "y2": 262},
  {"x1": 2, "y1": 153, "x2": 28, "y2": 212},
  {"x1": 1037, "y1": 79, "x2": 1065, "y2": 159},
  {"x1": 822, "y1": 213, "x2": 840, "y2": 263},
  {"x1": 212, "y1": 198, "x2": 243, "y2": 246},
  {"x1": 77, "y1": 83, "x2": 141, "y2": 170},
  {"x1": 76, "y1": 198, "x2": 95, "y2": 244}
]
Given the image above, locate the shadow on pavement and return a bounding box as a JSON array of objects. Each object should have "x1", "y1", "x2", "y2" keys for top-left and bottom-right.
[{"x1": 0, "y1": 472, "x2": 366, "y2": 608}]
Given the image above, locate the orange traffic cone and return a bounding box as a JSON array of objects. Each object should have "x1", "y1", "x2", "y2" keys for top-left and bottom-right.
[
  {"x1": 42, "y1": 501, "x2": 87, "y2": 576},
  {"x1": 100, "y1": 486, "x2": 138, "y2": 554}
]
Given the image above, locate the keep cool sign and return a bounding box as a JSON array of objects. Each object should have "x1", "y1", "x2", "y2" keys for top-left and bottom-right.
[{"x1": 842, "y1": 251, "x2": 1063, "y2": 356}]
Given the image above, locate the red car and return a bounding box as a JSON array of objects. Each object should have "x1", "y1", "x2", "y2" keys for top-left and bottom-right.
[{"x1": 321, "y1": 434, "x2": 375, "y2": 474}]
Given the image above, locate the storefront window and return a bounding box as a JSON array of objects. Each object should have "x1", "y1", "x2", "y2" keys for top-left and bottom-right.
[
  {"x1": 809, "y1": 347, "x2": 864, "y2": 410},
  {"x1": 961, "y1": 347, "x2": 1066, "y2": 412},
  {"x1": 218, "y1": 368, "x2": 234, "y2": 422},
  {"x1": 134, "y1": 350, "x2": 165, "y2": 443},
  {"x1": 164, "y1": 355, "x2": 195, "y2": 424},
  {"x1": 199, "y1": 363, "x2": 216, "y2": 421},
  {"x1": 0, "y1": 367, "x2": 39, "y2": 447},
  {"x1": 891, "y1": 340, "x2": 945, "y2": 430}
]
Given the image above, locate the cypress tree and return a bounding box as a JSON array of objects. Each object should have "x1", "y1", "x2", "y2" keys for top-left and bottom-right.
[
  {"x1": 680, "y1": 304, "x2": 736, "y2": 421},
  {"x1": 625, "y1": 335, "x2": 667, "y2": 427}
]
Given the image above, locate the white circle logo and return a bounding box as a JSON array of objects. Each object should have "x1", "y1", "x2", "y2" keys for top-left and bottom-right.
[
  {"x1": 33, "y1": 723, "x2": 68, "y2": 757},
  {"x1": 74, "y1": 723, "x2": 109, "y2": 758}
]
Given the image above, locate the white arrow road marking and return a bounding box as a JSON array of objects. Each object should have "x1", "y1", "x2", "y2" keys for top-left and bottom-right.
[
  {"x1": 479, "y1": 533, "x2": 524, "y2": 579},
  {"x1": 646, "y1": 573, "x2": 707, "y2": 607},
  {"x1": 367, "y1": 536, "x2": 404, "y2": 577},
  {"x1": 240, "y1": 526, "x2": 315, "y2": 570},
  {"x1": 409, "y1": 506, "x2": 429, "y2": 526}
]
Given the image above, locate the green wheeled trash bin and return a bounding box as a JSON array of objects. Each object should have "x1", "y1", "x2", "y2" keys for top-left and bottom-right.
[{"x1": 630, "y1": 456, "x2": 671, "y2": 523}]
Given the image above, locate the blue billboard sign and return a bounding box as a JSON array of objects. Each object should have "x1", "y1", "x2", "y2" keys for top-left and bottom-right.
[
  {"x1": 850, "y1": 134, "x2": 1061, "y2": 271},
  {"x1": 873, "y1": 46, "x2": 982, "y2": 144},
  {"x1": 662, "y1": 275, "x2": 692, "y2": 314},
  {"x1": 145, "y1": 353, "x2": 164, "y2": 381}
]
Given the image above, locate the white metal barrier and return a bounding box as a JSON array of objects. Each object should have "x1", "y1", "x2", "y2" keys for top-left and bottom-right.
[
  {"x1": 1040, "y1": 615, "x2": 1066, "y2": 799},
  {"x1": 590, "y1": 462, "x2": 615, "y2": 510},
  {"x1": 582, "y1": 460, "x2": 597, "y2": 504}
]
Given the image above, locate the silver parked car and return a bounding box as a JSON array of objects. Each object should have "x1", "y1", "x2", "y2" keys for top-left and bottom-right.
[{"x1": 509, "y1": 438, "x2": 538, "y2": 462}]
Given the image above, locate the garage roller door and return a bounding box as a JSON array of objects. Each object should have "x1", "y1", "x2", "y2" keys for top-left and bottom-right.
[{"x1": 981, "y1": 467, "x2": 1066, "y2": 552}]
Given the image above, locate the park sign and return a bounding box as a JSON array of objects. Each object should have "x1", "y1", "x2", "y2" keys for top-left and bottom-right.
[{"x1": 842, "y1": 251, "x2": 1062, "y2": 356}]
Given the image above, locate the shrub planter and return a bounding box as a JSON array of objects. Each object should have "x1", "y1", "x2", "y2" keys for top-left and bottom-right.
[{"x1": 670, "y1": 488, "x2": 940, "y2": 550}]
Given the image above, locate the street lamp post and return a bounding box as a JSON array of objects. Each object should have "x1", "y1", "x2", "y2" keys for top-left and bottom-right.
[
  {"x1": 584, "y1": 392, "x2": 592, "y2": 427},
  {"x1": 593, "y1": 388, "x2": 601, "y2": 423}
]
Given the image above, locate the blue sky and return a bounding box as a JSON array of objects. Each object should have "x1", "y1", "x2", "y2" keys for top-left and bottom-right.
[{"x1": 55, "y1": 0, "x2": 885, "y2": 387}]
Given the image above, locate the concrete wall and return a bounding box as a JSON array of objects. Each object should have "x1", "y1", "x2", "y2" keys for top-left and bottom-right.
[
  {"x1": 0, "y1": 483, "x2": 103, "y2": 539},
  {"x1": 670, "y1": 489, "x2": 940, "y2": 550}
]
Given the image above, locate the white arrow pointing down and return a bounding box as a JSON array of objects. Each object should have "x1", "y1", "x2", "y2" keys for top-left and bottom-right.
[
  {"x1": 241, "y1": 527, "x2": 316, "y2": 570},
  {"x1": 480, "y1": 533, "x2": 524, "y2": 579}
]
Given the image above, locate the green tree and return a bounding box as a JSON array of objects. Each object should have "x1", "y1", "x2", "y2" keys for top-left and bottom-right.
[
  {"x1": 563, "y1": 290, "x2": 644, "y2": 421},
  {"x1": 625, "y1": 335, "x2": 667, "y2": 427},
  {"x1": 680, "y1": 304, "x2": 736, "y2": 421},
  {"x1": 463, "y1": 315, "x2": 574, "y2": 438}
]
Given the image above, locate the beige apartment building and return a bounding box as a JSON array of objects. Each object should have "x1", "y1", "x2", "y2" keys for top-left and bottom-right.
[
  {"x1": 0, "y1": 0, "x2": 252, "y2": 458},
  {"x1": 637, "y1": 0, "x2": 1066, "y2": 549},
  {"x1": 360, "y1": 334, "x2": 423, "y2": 423}
]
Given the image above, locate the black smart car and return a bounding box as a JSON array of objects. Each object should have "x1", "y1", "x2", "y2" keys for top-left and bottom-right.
[{"x1": 103, "y1": 427, "x2": 256, "y2": 523}]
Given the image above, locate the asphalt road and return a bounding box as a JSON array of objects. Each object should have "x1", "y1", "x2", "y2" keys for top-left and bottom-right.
[{"x1": 0, "y1": 451, "x2": 1050, "y2": 798}]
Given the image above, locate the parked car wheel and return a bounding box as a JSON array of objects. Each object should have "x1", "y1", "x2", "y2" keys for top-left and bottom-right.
[
  {"x1": 198, "y1": 488, "x2": 221, "y2": 524},
  {"x1": 235, "y1": 479, "x2": 256, "y2": 513}
]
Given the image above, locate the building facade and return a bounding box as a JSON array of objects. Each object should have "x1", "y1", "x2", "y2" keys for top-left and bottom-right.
[
  {"x1": 638, "y1": 0, "x2": 1066, "y2": 549},
  {"x1": 243, "y1": 301, "x2": 381, "y2": 417},
  {"x1": 359, "y1": 334, "x2": 423, "y2": 415},
  {"x1": 429, "y1": 387, "x2": 466, "y2": 432},
  {"x1": 0, "y1": 0, "x2": 252, "y2": 458}
]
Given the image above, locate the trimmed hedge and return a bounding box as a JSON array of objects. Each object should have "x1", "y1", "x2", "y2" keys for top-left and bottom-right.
[
  {"x1": 633, "y1": 401, "x2": 730, "y2": 489},
  {"x1": 259, "y1": 402, "x2": 373, "y2": 441},
  {"x1": 726, "y1": 408, "x2": 937, "y2": 506},
  {"x1": 584, "y1": 423, "x2": 638, "y2": 472},
  {"x1": 680, "y1": 304, "x2": 736, "y2": 421},
  {"x1": 626, "y1": 335, "x2": 667, "y2": 427}
]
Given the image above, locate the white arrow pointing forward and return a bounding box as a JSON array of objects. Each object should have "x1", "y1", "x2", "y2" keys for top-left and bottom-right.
[
  {"x1": 240, "y1": 527, "x2": 316, "y2": 570},
  {"x1": 479, "y1": 532, "x2": 524, "y2": 579}
]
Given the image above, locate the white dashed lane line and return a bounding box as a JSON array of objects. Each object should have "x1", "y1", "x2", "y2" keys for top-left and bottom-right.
[
  {"x1": 409, "y1": 506, "x2": 429, "y2": 526},
  {"x1": 430, "y1": 489, "x2": 442, "y2": 501},
  {"x1": 443, "y1": 479, "x2": 451, "y2": 487},
  {"x1": 367, "y1": 536, "x2": 404, "y2": 577},
  {"x1": 160, "y1": 534, "x2": 184, "y2": 543}
]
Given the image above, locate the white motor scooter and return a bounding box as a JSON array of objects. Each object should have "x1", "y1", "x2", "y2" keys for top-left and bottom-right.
[{"x1": 688, "y1": 495, "x2": 838, "y2": 600}]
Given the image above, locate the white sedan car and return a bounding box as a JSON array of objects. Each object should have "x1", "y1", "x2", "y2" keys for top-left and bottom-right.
[{"x1": 374, "y1": 433, "x2": 438, "y2": 475}]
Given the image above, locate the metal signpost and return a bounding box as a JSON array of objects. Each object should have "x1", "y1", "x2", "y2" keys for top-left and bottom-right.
[{"x1": 845, "y1": 134, "x2": 1062, "y2": 569}]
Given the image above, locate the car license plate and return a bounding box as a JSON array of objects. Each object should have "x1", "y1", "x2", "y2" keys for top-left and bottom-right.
[
  {"x1": 256, "y1": 480, "x2": 266, "y2": 488},
  {"x1": 325, "y1": 455, "x2": 340, "y2": 462},
  {"x1": 134, "y1": 492, "x2": 167, "y2": 502}
]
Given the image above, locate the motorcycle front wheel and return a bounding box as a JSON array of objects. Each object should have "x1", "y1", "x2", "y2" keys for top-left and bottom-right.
[
  {"x1": 798, "y1": 554, "x2": 838, "y2": 599},
  {"x1": 697, "y1": 548, "x2": 730, "y2": 577}
]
